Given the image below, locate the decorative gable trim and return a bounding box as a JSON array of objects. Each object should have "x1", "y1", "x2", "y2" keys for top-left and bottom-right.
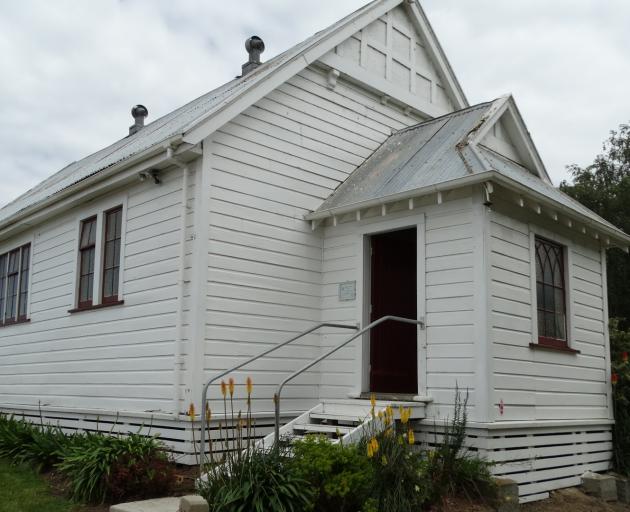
[
  {"x1": 466, "y1": 95, "x2": 552, "y2": 184},
  {"x1": 183, "y1": 0, "x2": 467, "y2": 145}
]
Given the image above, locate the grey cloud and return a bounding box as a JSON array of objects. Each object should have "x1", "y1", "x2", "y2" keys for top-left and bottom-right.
[{"x1": 1, "y1": 0, "x2": 628, "y2": 208}]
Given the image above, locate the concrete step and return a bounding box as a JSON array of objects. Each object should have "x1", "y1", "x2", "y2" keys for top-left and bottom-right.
[
  {"x1": 309, "y1": 412, "x2": 364, "y2": 423},
  {"x1": 292, "y1": 423, "x2": 354, "y2": 435}
]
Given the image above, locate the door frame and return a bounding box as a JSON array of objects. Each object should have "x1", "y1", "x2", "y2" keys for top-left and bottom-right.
[{"x1": 352, "y1": 213, "x2": 426, "y2": 398}]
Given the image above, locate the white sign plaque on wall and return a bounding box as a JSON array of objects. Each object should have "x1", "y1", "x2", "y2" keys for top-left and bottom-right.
[{"x1": 338, "y1": 281, "x2": 356, "y2": 301}]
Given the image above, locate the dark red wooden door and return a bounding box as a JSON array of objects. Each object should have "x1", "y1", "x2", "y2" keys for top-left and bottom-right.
[{"x1": 369, "y1": 228, "x2": 418, "y2": 394}]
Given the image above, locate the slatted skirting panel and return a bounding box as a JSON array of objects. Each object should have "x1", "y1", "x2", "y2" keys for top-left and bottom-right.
[
  {"x1": 0, "y1": 406, "x2": 292, "y2": 465},
  {"x1": 416, "y1": 421, "x2": 613, "y2": 503}
]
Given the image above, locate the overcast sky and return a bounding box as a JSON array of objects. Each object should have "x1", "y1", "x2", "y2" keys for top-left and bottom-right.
[{"x1": 1, "y1": 0, "x2": 628, "y2": 208}]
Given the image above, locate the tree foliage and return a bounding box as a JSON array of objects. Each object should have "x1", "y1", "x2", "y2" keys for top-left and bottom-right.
[{"x1": 560, "y1": 122, "x2": 630, "y2": 323}]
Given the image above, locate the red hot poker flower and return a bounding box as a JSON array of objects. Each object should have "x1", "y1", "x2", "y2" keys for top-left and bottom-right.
[
  {"x1": 612, "y1": 373, "x2": 619, "y2": 385},
  {"x1": 623, "y1": 352, "x2": 629, "y2": 363}
]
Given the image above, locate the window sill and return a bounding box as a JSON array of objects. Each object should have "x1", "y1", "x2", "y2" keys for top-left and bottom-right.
[
  {"x1": 0, "y1": 318, "x2": 30, "y2": 328},
  {"x1": 68, "y1": 300, "x2": 124, "y2": 314},
  {"x1": 529, "y1": 342, "x2": 580, "y2": 354}
]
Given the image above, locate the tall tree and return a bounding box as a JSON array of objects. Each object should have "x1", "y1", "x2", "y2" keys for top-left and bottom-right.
[{"x1": 560, "y1": 123, "x2": 630, "y2": 323}]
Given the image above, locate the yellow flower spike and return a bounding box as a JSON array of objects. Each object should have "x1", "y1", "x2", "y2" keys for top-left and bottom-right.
[
  {"x1": 381, "y1": 455, "x2": 388, "y2": 466},
  {"x1": 187, "y1": 402, "x2": 196, "y2": 420},
  {"x1": 205, "y1": 403, "x2": 212, "y2": 423},
  {"x1": 367, "y1": 443, "x2": 374, "y2": 458},
  {"x1": 407, "y1": 429, "x2": 415, "y2": 445},
  {"x1": 220, "y1": 380, "x2": 227, "y2": 397},
  {"x1": 370, "y1": 393, "x2": 376, "y2": 408},
  {"x1": 246, "y1": 376, "x2": 253, "y2": 396},
  {"x1": 228, "y1": 377, "x2": 235, "y2": 397}
]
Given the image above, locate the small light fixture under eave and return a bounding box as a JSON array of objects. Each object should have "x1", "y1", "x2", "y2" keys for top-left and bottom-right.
[
  {"x1": 381, "y1": 204, "x2": 387, "y2": 216},
  {"x1": 408, "y1": 198, "x2": 414, "y2": 210},
  {"x1": 437, "y1": 191, "x2": 443, "y2": 205},
  {"x1": 138, "y1": 169, "x2": 161, "y2": 185},
  {"x1": 356, "y1": 210, "x2": 362, "y2": 222},
  {"x1": 518, "y1": 196, "x2": 525, "y2": 208}
]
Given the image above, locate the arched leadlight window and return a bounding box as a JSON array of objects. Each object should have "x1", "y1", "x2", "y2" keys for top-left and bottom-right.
[{"x1": 535, "y1": 237, "x2": 567, "y2": 347}]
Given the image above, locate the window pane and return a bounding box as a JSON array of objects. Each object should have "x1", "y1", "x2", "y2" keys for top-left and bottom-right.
[
  {"x1": 555, "y1": 313, "x2": 566, "y2": 340},
  {"x1": 544, "y1": 286, "x2": 554, "y2": 311},
  {"x1": 535, "y1": 237, "x2": 567, "y2": 343},
  {"x1": 0, "y1": 255, "x2": 6, "y2": 321},
  {"x1": 18, "y1": 245, "x2": 30, "y2": 319},
  {"x1": 103, "y1": 269, "x2": 113, "y2": 298},
  {"x1": 102, "y1": 207, "x2": 122, "y2": 301}
]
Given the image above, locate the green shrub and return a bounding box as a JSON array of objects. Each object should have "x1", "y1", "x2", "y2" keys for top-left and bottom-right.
[
  {"x1": 420, "y1": 389, "x2": 496, "y2": 506},
  {"x1": 290, "y1": 435, "x2": 373, "y2": 511},
  {"x1": 610, "y1": 318, "x2": 630, "y2": 475},
  {"x1": 57, "y1": 431, "x2": 168, "y2": 504},
  {"x1": 0, "y1": 414, "x2": 74, "y2": 472},
  {"x1": 198, "y1": 446, "x2": 314, "y2": 512},
  {"x1": 358, "y1": 406, "x2": 429, "y2": 511}
]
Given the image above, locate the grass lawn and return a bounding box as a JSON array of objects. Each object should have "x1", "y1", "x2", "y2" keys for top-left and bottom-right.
[{"x1": 0, "y1": 458, "x2": 75, "y2": 512}]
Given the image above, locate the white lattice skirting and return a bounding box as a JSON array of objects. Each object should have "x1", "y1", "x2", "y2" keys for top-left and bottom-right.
[{"x1": 417, "y1": 420, "x2": 613, "y2": 503}]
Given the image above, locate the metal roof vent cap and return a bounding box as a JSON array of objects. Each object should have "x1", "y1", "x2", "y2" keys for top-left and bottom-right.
[
  {"x1": 242, "y1": 36, "x2": 265, "y2": 76},
  {"x1": 129, "y1": 104, "x2": 148, "y2": 135}
]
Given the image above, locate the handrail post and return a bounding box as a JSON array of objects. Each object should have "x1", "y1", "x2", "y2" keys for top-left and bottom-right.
[
  {"x1": 273, "y1": 392, "x2": 280, "y2": 452},
  {"x1": 198, "y1": 322, "x2": 357, "y2": 477},
  {"x1": 272, "y1": 316, "x2": 424, "y2": 445}
]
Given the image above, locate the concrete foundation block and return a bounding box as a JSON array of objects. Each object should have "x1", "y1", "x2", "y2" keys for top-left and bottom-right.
[
  {"x1": 582, "y1": 472, "x2": 617, "y2": 501},
  {"x1": 179, "y1": 495, "x2": 209, "y2": 512},
  {"x1": 494, "y1": 477, "x2": 519, "y2": 512},
  {"x1": 616, "y1": 476, "x2": 630, "y2": 503}
]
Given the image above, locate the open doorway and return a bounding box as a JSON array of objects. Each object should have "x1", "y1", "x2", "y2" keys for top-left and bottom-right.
[{"x1": 369, "y1": 227, "x2": 418, "y2": 394}]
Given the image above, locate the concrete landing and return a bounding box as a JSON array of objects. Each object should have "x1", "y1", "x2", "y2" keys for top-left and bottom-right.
[{"x1": 110, "y1": 497, "x2": 180, "y2": 512}]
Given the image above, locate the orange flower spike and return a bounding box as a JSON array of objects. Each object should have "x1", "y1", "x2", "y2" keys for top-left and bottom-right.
[
  {"x1": 220, "y1": 380, "x2": 227, "y2": 397},
  {"x1": 205, "y1": 403, "x2": 212, "y2": 422},
  {"x1": 623, "y1": 352, "x2": 629, "y2": 363},
  {"x1": 187, "y1": 402, "x2": 196, "y2": 420},
  {"x1": 612, "y1": 373, "x2": 619, "y2": 385},
  {"x1": 246, "y1": 376, "x2": 253, "y2": 396},
  {"x1": 228, "y1": 377, "x2": 235, "y2": 397}
]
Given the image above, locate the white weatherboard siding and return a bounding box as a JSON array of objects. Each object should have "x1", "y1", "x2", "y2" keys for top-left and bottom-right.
[
  {"x1": 0, "y1": 164, "x2": 197, "y2": 415},
  {"x1": 320, "y1": 189, "x2": 480, "y2": 420},
  {"x1": 202, "y1": 66, "x2": 425, "y2": 414},
  {"x1": 489, "y1": 202, "x2": 610, "y2": 422}
]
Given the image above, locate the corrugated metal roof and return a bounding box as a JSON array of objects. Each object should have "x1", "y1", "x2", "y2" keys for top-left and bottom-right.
[
  {"x1": 0, "y1": 0, "x2": 384, "y2": 226},
  {"x1": 316, "y1": 102, "x2": 491, "y2": 211},
  {"x1": 478, "y1": 147, "x2": 621, "y2": 233},
  {"x1": 314, "y1": 98, "x2": 630, "y2": 242}
]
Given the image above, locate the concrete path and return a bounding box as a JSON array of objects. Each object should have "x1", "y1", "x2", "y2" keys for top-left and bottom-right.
[{"x1": 110, "y1": 497, "x2": 180, "y2": 512}]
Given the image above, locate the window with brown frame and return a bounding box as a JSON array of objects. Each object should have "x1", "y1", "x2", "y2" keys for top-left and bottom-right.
[
  {"x1": 77, "y1": 216, "x2": 97, "y2": 308},
  {"x1": 0, "y1": 244, "x2": 31, "y2": 325},
  {"x1": 102, "y1": 207, "x2": 122, "y2": 303},
  {"x1": 535, "y1": 237, "x2": 567, "y2": 348}
]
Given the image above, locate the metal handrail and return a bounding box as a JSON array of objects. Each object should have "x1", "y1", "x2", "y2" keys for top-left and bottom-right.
[
  {"x1": 272, "y1": 315, "x2": 425, "y2": 445},
  {"x1": 199, "y1": 322, "x2": 358, "y2": 473}
]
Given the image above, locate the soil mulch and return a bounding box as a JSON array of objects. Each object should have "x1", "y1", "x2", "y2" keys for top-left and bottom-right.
[
  {"x1": 522, "y1": 487, "x2": 630, "y2": 511},
  {"x1": 42, "y1": 463, "x2": 198, "y2": 512}
]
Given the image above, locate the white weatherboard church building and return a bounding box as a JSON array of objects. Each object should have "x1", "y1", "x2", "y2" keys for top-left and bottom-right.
[{"x1": 1, "y1": 0, "x2": 627, "y2": 503}]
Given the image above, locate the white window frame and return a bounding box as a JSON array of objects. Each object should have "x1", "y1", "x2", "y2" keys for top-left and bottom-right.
[
  {"x1": 70, "y1": 193, "x2": 127, "y2": 311},
  {"x1": 0, "y1": 232, "x2": 34, "y2": 324},
  {"x1": 528, "y1": 224, "x2": 575, "y2": 351}
]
